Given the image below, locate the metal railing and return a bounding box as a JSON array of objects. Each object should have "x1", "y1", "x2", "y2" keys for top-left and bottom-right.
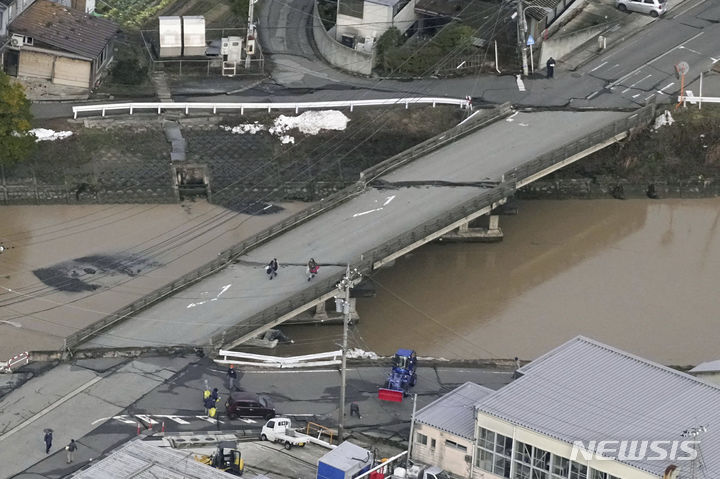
[
  {"x1": 71, "y1": 97, "x2": 471, "y2": 119},
  {"x1": 63, "y1": 104, "x2": 509, "y2": 352},
  {"x1": 503, "y1": 102, "x2": 656, "y2": 186}
]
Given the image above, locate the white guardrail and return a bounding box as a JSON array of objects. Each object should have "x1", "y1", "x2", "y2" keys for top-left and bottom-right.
[
  {"x1": 677, "y1": 93, "x2": 720, "y2": 106},
  {"x1": 215, "y1": 349, "x2": 342, "y2": 369},
  {"x1": 0, "y1": 351, "x2": 29, "y2": 374},
  {"x1": 71, "y1": 97, "x2": 471, "y2": 119}
]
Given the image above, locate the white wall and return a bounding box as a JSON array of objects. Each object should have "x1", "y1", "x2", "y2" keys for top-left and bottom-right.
[{"x1": 336, "y1": 0, "x2": 416, "y2": 44}]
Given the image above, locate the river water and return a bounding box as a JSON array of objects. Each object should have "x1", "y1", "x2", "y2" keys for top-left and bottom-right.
[{"x1": 286, "y1": 199, "x2": 720, "y2": 366}]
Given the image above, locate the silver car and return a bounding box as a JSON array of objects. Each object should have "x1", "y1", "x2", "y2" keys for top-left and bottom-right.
[{"x1": 616, "y1": 0, "x2": 666, "y2": 17}]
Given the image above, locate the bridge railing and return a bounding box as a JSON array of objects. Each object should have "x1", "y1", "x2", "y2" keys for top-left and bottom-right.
[
  {"x1": 503, "y1": 102, "x2": 656, "y2": 184},
  {"x1": 63, "y1": 104, "x2": 511, "y2": 352},
  {"x1": 71, "y1": 97, "x2": 471, "y2": 119},
  {"x1": 208, "y1": 184, "x2": 514, "y2": 349}
]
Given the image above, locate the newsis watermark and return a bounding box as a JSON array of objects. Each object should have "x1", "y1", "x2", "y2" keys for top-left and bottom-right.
[{"x1": 570, "y1": 440, "x2": 699, "y2": 461}]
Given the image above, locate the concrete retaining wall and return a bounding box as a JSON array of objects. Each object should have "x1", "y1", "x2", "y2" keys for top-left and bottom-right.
[
  {"x1": 312, "y1": 1, "x2": 375, "y2": 76},
  {"x1": 540, "y1": 23, "x2": 607, "y2": 66},
  {"x1": 518, "y1": 178, "x2": 720, "y2": 199}
]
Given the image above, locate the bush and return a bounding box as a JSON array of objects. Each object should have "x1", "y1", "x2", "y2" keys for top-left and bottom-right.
[{"x1": 111, "y1": 57, "x2": 148, "y2": 85}]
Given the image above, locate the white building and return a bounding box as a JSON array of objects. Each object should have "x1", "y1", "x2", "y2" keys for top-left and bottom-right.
[
  {"x1": 335, "y1": 0, "x2": 416, "y2": 50},
  {"x1": 689, "y1": 360, "x2": 720, "y2": 386},
  {"x1": 411, "y1": 336, "x2": 720, "y2": 479}
]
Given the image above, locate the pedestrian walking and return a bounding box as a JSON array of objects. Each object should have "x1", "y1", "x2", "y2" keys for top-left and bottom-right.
[
  {"x1": 227, "y1": 364, "x2": 237, "y2": 391},
  {"x1": 546, "y1": 57, "x2": 556, "y2": 79},
  {"x1": 306, "y1": 258, "x2": 319, "y2": 281},
  {"x1": 65, "y1": 439, "x2": 77, "y2": 464},
  {"x1": 513, "y1": 357, "x2": 522, "y2": 379},
  {"x1": 350, "y1": 402, "x2": 361, "y2": 419},
  {"x1": 43, "y1": 430, "x2": 53, "y2": 454},
  {"x1": 266, "y1": 258, "x2": 279, "y2": 280},
  {"x1": 204, "y1": 396, "x2": 216, "y2": 415}
]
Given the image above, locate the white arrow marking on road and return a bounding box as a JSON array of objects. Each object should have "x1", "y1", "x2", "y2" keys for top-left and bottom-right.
[
  {"x1": 505, "y1": 111, "x2": 519, "y2": 122},
  {"x1": 0, "y1": 320, "x2": 21, "y2": 328},
  {"x1": 516, "y1": 75, "x2": 526, "y2": 92},
  {"x1": 238, "y1": 418, "x2": 257, "y2": 424},
  {"x1": 712, "y1": 57, "x2": 719, "y2": 64},
  {"x1": 632, "y1": 94, "x2": 640, "y2": 98},
  {"x1": 353, "y1": 208, "x2": 383, "y2": 218},
  {"x1": 154, "y1": 415, "x2": 191, "y2": 424},
  {"x1": 210, "y1": 284, "x2": 232, "y2": 302},
  {"x1": 658, "y1": 82, "x2": 675, "y2": 93},
  {"x1": 590, "y1": 61, "x2": 608, "y2": 72},
  {"x1": 188, "y1": 285, "x2": 231, "y2": 308},
  {"x1": 382, "y1": 195, "x2": 396, "y2": 207}
]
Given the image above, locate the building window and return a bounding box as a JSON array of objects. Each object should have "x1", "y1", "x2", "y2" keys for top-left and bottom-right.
[
  {"x1": 338, "y1": 0, "x2": 363, "y2": 19},
  {"x1": 552, "y1": 455, "x2": 569, "y2": 479},
  {"x1": 513, "y1": 442, "x2": 553, "y2": 479},
  {"x1": 416, "y1": 433, "x2": 427, "y2": 446},
  {"x1": 476, "y1": 427, "x2": 512, "y2": 479},
  {"x1": 445, "y1": 439, "x2": 467, "y2": 452},
  {"x1": 570, "y1": 463, "x2": 587, "y2": 479},
  {"x1": 431, "y1": 438, "x2": 436, "y2": 449}
]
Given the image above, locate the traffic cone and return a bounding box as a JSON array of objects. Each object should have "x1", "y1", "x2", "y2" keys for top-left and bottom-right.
[
  {"x1": 137, "y1": 423, "x2": 141, "y2": 435},
  {"x1": 161, "y1": 421, "x2": 165, "y2": 433}
]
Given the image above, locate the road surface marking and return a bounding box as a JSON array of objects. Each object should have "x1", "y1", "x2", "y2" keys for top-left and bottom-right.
[
  {"x1": 382, "y1": 195, "x2": 396, "y2": 207},
  {"x1": 0, "y1": 376, "x2": 103, "y2": 442},
  {"x1": 154, "y1": 415, "x2": 191, "y2": 424},
  {"x1": 590, "y1": 61, "x2": 608, "y2": 72},
  {"x1": 0, "y1": 320, "x2": 21, "y2": 328},
  {"x1": 188, "y1": 284, "x2": 232, "y2": 308},
  {"x1": 516, "y1": 75, "x2": 526, "y2": 92},
  {"x1": 196, "y1": 416, "x2": 225, "y2": 424},
  {"x1": 609, "y1": 31, "x2": 704, "y2": 89},
  {"x1": 238, "y1": 418, "x2": 257, "y2": 424},
  {"x1": 621, "y1": 74, "x2": 652, "y2": 93},
  {"x1": 658, "y1": 82, "x2": 675, "y2": 93},
  {"x1": 135, "y1": 414, "x2": 160, "y2": 425},
  {"x1": 586, "y1": 91, "x2": 600, "y2": 100},
  {"x1": 632, "y1": 94, "x2": 640, "y2": 98},
  {"x1": 505, "y1": 111, "x2": 519, "y2": 122},
  {"x1": 353, "y1": 208, "x2": 383, "y2": 218}
]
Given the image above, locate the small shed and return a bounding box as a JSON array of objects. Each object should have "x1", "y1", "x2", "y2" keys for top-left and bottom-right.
[
  {"x1": 317, "y1": 441, "x2": 373, "y2": 479},
  {"x1": 182, "y1": 15, "x2": 206, "y2": 56},
  {"x1": 158, "y1": 16, "x2": 182, "y2": 57},
  {"x1": 690, "y1": 360, "x2": 720, "y2": 386}
]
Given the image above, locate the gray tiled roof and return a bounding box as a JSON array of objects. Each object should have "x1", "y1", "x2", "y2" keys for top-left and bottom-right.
[
  {"x1": 476, "y1": 336, "x2": 720, "y2": 478},
  {"x1": 10, "y1": 0, "x2": 118, "y2": 59},
  {"x1": 415, "y1": 382, "x2": 493, "y2": 440},
  {"x1": 690, "y1": 359, "x2": 720, "y2": 373},
  {"x1": 72, "y1": 439, "x2": 232, "y2": 478}
]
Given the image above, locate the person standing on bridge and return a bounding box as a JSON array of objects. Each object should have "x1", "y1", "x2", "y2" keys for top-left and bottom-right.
[
  {"x1": 266, "y1": 258, "x2": 279, "y2": 280},
  {"x1": 546, "y1": 57, "x2": 556, "y2": 79},
  {"x1": 307, "y1": 258, "x2": 319, "y2": 281}
]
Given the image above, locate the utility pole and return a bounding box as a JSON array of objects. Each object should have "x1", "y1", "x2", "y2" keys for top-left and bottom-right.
[
  {"x1": 245, "y1": 0, "x2": 255, "y2": 69},
  {"x1": 406, "y1": 393, "x2": 418, "y2": 465},
  {"x1": 337, "y1": 264, "x2": 360, "y2": 442},
  {"x1": 517, "y1": 1, "x2": 529, "y2": 77}
]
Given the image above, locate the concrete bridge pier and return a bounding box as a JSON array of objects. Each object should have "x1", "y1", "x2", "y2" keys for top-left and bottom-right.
[{"x1": 440, "y1": 214, "x2": 503, "y2": 243}]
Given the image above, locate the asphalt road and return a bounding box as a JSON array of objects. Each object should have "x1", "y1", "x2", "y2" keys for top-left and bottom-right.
[
  {"x1": 83, "y1": 110, "x2": 627, "y2": 348},
  {"x1": 7, "y1": 357, "x2": 514, "y2": 478}
]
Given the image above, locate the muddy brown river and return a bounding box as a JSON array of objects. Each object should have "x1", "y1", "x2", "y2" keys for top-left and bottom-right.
[
  {"x1": 1, "y1": 199, "x2": 717, "y2": 366},
  {"x1": 286, "y1": 199, "x2": 720, "y2": 366}
]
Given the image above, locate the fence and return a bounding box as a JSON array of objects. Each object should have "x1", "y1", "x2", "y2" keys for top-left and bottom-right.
[
  {"x1": 63, "y1": 103, "x2": 508, "y2": 352},
  {"x1": 71, "y1": 97, "x2": 471, "y2": 119}
]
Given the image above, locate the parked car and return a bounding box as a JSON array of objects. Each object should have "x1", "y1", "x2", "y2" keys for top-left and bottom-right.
[
  {"x1": 225, "y1": 392, "x2": 275, "y2": 420},
  {"x1": 616, "y1": 0, "x2": 666, "y2": 17}
]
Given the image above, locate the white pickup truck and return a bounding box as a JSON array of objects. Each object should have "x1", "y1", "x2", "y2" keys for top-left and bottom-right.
[{"x1": 260, "y1": 418, "x2": 311, "y2": 450}]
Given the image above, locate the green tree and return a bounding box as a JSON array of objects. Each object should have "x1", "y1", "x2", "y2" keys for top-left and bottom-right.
[{"x1": 0, "y1": 71, "x2": 34, "y2": 166}]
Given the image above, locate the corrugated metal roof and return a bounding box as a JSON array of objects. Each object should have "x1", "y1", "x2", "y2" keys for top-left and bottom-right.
[
  {"x1": 70, "y1": 440, "x2": 233, "y2": 478},
  {"x1": 525, "y1": 0, "x2": 559, "y2": 20},
  {"x1": 319, "y1": 441, "x2": 372, "y2": 470},
  {"x1": 415, "y1": 382, "x2": 494, "y2": 440},
  {"x1": 476, "y1": 336, "x2": 720, "y2": 478},
  {"x1": 690, "y1": 359, "x2": 720, "y2": 373},
  {"x1": 9, "y1": 0, "x2": 118, "y2": 59}
]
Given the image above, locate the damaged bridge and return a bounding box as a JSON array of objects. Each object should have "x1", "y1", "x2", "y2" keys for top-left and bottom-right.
[{"x1": 64, "y1": 102, "x2": 656, "y2": 355}]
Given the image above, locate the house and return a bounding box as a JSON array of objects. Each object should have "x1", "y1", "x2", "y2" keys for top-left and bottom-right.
[
  {"x1": 0, "y1": 0, "x2": 33, "y2": 38},
  {"x1": 522, "y1": 0, "x2": 578, "y2": 44},
  {"x1": 335, "y1": 0, "x2": 417, "y2": 50},
  {"x1": 411, "y1": 336, "x2": 720, "y2": 479},
  {"x1": 5, "y1": 0, "x2": 117, "y2": 88},
  {"x1": 48, "y1": 0, "x2": 95, "y2": 14},
  {"x1": 412, "y1": 382, "x2": 494, "y2": 477},
  {"x1": 689, "y1": 359, "x2": 720, "y2": 386}
]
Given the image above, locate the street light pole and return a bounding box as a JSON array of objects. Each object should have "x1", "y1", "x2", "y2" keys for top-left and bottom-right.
[
  {"x1": 517, "y1": 0, "x2": 529, "y2": 77},
  {"x1": 338, "y1": 264, "x2": 350, "y2": 442}
]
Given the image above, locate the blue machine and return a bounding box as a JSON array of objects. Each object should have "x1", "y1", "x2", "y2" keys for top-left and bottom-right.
[
  {"x1": 378, "y1": 349, "x2": 417, "y2": 402},
  {"x1": 317, "y1": 441, "x2": 373, "y2": 479}
]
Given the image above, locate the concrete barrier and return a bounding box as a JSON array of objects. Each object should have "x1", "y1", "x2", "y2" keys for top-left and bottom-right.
[{"x1": 311, "y1": 1, "x2": 374, "y2": 76}]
